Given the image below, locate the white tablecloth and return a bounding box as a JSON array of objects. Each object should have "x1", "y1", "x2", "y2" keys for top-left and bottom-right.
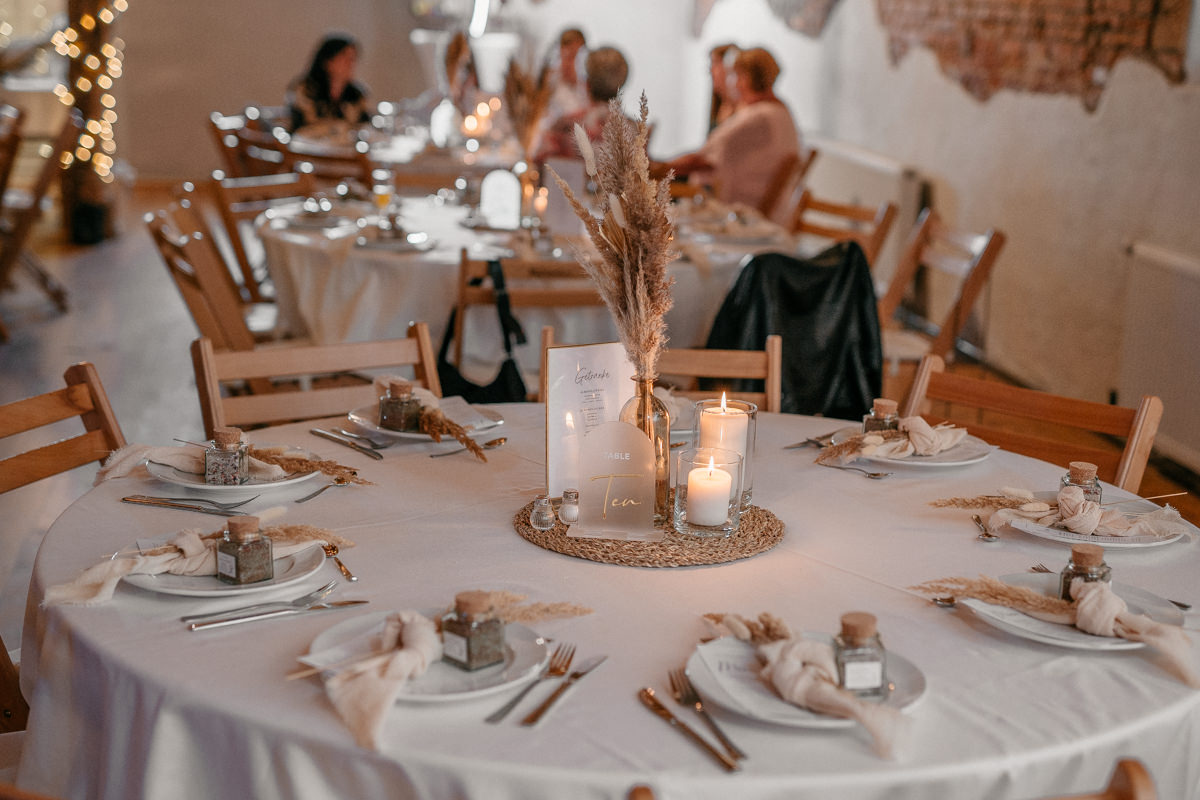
[{"x1": 18, "y1": 406, "x2": 1200, "y2": 799}]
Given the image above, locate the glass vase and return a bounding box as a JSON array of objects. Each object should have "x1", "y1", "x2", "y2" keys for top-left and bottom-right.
[{"x1": 619, "y1": 378, "x2": 671, "y2": 525}]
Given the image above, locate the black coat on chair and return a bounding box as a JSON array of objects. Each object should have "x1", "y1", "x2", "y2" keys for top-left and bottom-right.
[{"x1": 704, "y1": 242, "x2": 882, "y2": 419}]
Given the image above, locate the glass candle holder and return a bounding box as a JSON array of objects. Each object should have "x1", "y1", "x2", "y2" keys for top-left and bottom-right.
[
  {"x1": 673, "y1": 447, "x2": 743, "y2": 538},
  {"x1": 692, "y1": 397, "x2": 757, "y2": 508}
]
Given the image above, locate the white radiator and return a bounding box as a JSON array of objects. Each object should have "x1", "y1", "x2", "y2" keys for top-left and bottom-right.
[{"x1": 1119, "y1": 242, "x2": 1200, "y2": 472}]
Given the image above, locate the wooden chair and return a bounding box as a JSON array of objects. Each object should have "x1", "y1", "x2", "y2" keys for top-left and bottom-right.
[
  {"x1": 788, "y1": 189, "x2": 897, "y2": 267},
  {"x1": 539, "y1": 326, "x2": 782, "y2": 412},
  {"x1": 211, "y1": 170, "x2": 316, "y2": 303},
  {"x1": 0, "y1": 782, "x2": 61, "y2": 800},
  {"x1": 208, "y1": 110, "x2": 248, "y2": 177},
  {"x1": 0, "y1": 362, "x2": 127, "y2": 731},
  {"x1": 758, "y1": 146, "x2": 818, "y2": 220},
  {"x1": 0, "y1": 104, "x2": 25, "y2": 204},
  {"x1": 903, "y1": 355, "x2": 1162, "y2": 492},
  {"x1": 876, "y1": 208, "x2": 1006, "y2": 366},
  {"x1": 0, "y1": 109, "x2": 81, "y2": 342},
  {"x1": 453, "y1": 249, "x2": 606, "y2": 369},
  {"x1": 191, "y1": 325, "x2": 441, "y2": 437},
  {"x1": 285, "y1": 140, "x2": 374, "y2": 186},
  {"x1": 234, "y1": 124, "x2": 291, "y2": 176},
  {"x1": 1042, "y1": 758, "x2": 1156, "y2": 800}
]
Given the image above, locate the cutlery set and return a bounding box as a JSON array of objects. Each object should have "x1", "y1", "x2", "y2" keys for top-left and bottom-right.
[{"x1": 183, "y1": 579, "x2": 367, "y2": 631}]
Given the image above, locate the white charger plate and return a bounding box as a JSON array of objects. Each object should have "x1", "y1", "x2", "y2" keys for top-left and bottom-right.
[
  {"x1": 303, "y1": 611, "x2": 547, "y2": 703},
  {"x1": 120, "y1": 542, "x2": 325, "y2": 597},
  {"x1": 960, "y1": 573, "x2": 1184, "y2": 651},
  {"x1": 146, "y1": 444, "x2": 321, "y2": 496},
  {"x1": 831, "y1": 427, "x2": 992, "y2": 467},
  {"x1": 685, "y1": 635, "x2": 926, "y2": 729},
  {"x1": 347, "y1": 397, "x2": 504, "y2": 441}
]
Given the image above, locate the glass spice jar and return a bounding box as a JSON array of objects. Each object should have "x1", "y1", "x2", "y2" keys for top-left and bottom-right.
[
  {"x1": 1058, "y1": 543, "x2": 1111, "y2": 601},
  {"x1": 862, "y1": 398, "x2": 900, "y2": 434},
  {"x1": 216, "y1": 516, "x2": 273, "y2": 585},
  {"x1": 558, "y1": 489, "x2": 580, "y2": 525},
  {"x1": 379, "y1": 379, "x2": 422, "y2": 432},
  {"x1": 205, "y1": 426, "x2": 249, "y2": 485},
  {"x1": 529, "y1": 495, "x2": 556, "y2": 531},
  {"x1": 834, "y1": 612, "x2": 888, "y2": 698},
  {"x1": 1061, "y1": 461, "x2": 1103, "y2": 504},
  {"x1": 441, "y1": 590, "x2": 506, "y2": 671}
]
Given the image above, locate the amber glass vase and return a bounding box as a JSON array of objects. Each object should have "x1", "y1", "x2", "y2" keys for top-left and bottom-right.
[{"x1": 619, "y1": 378, "x2": 671, "y2": 525}]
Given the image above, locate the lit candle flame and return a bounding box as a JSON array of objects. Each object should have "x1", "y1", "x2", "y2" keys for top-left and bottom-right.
[
  {"x1": 719, "y1": 392, "x2": 728, "y2": 412},
  {"x1": 707, "y1": 455, "x2": 716, "y2": 476}
]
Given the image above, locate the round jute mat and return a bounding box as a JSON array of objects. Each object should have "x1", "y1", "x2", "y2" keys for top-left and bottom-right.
[{"x1": 512, "y1": 498, "x2": 784, "y2": 568}]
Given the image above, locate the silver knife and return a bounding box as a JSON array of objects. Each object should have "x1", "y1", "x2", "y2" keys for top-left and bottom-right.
[
  {"x1": 187, "y1": 600, "x2": 368, "y2": 630},
  {"x1": 520, "y1": 654, "x2": 607, "y2": 726},
  {"x1": 310, "y1": 428, "x2": 384, "y2": 460},
  {"x1": 122, "y1": 496, "x2": 238, "y2": 516},
  {"x1": 638, "y1": 687, "x2": 740, "y2": 772}
]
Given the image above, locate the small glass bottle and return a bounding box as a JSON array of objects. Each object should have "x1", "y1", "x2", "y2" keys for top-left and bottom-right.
[
  {"x1": 619, "y1": 378, "x2": 671, "y2": 525},
  {"x1": 558, "y1": 488, "x2": 580, "y2": 525},
  {"x1": 216, "y1": 516, "x2": 273, "y2": 585},
  {"x1": 441, "y1": 590, "x2": 506, "y2": 671},
  {"x1": 1061, "y1": 461, "x2": 1102, "y2": 504},
  {"x1": 1058, "y1": 543, "x2": 1111, "y2": 601},
  {"x1": 529, "y1": 495, "x2": 556, "y2": 531},
  {"x1": 862, "y1": 398, "x2": 900, "y2": 433},
  {"x1": 205, "y1": 426, "x2": 249, "y2": 485},
  {"x1": 834, "y1": 612, "x2": 888, "y2": 698},
  {"x1": 379, "y1": 379, "x2": 422, "y2": 432}
]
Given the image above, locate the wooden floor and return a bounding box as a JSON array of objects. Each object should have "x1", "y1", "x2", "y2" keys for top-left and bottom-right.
[{"x1": 1, "y1": 183, "x2": 1196, "y2": 654}]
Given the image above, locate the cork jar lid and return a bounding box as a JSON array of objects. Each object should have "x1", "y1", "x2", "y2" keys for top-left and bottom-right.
[
  {"x1": 872, "y1": 398, "x2": 898, "y2": 416},
  {"x1": 1070, "y1": 543, "x2": 1105, "y2": 567},
  {"x1": 454, "y1": 590, "x2": 493, "y2": 617},
  {"x1": 387, "y1": 379, "x2": 413, "y2": 397},
  {"x1": 226, "y1": 515, "x2": 261, "y2": 542},
  {"x1": 212, "y1": 426, "x2": 243, "y2": 446},
  {"x1": 840, "y1": 611, "x2": 877, "y2": 640},
  {"x1": 1068, "y1": 461, "x2": 1098, "y2": 483}
]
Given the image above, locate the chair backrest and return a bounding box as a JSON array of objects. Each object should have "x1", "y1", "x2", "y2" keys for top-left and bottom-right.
[
  {"x1": 877, "y1": 208, "x2": 1006, "y2": 361},
  {"x1": 145, "y1": 208, "x2": 258, "y2": 352},
  {"x1": 191, "y1": 325, "x2": 441, "y2": 436},
  {"x1": 1040, "y1": 758, "x2": 1156, "y2": 800},
  {"x1": 903, "y1": 355, "x2": 1163, "y2": 492},
  {"x1": 789, "y1": 189, "x2": 897, "y2": 267},
  {"x1": 234, "y1": 124, "x2": 292, "y2": 176},
  {"x1": 208, "y1": 110, "x2": 248, "y2": 177},
  {"x1": 285, "y1": 139, "x2": 374, "y2": 186},
  {"x1": 453, "y1": 249, "x2": 606, "y2": 367},
  {"x1": 211, "y1": 170, "x2": 316, "y2": 303},
  {"x1": 0, "y1": 103, "x2": 25, "y2": 202},
  {"x1": 759, "y1": 146, "x2": 818, "y2": 221}
]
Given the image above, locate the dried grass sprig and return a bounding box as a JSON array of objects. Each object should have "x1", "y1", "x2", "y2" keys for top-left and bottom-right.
[
  {"x1": 503, "y1": 59, "x2": 552, "y2": 160},
  {"x1": 419, "y1": 408, "x2": 486, "y2": 461},
  {"x1": 548, "y1": 94, "x2": 676, "y2": 380}
]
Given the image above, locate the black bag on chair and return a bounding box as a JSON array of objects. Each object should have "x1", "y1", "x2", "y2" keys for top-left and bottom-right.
[{"x1": 437, "y1": 260, "x2": 530, "y2": 404}]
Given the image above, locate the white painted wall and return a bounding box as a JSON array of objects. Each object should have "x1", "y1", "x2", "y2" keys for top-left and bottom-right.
[{"x1": 111, "y1": 0, "x2": 1200, "y2": 406}]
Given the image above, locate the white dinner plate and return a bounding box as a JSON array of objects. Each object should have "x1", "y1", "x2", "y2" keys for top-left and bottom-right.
[
  {"x1": 1003, "y1": 492, "x2": 1189, "y2": 549},
  {"x1": 146, "y1": 444, "x2": 321, "y2": 496},
  {"x1": 960, "y1": 573, "x2": 1184, "y2": 651},
  {"x1": 347, "y1": 397, "x2": 504, "y2": 441},
  {"x1": 303, "y1": 611, "x2": 548, "y2": 703},
  {"x1": 120, "y1": 541, "x2": 325, "y2": 597},
  {"x1": 685, "y1": 635, "x2": 926, "y2": 729},
  {"x1": 831, "y1": 427, "x2": 992, "y2": 467}
]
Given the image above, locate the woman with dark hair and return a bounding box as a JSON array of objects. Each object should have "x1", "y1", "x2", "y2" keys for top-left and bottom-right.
[{"x1": 287, "y1": 34, "x2": 371, "y2": 133}]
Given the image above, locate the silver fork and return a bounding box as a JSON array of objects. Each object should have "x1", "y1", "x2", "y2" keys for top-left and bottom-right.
[
  {"x1": 179, "y1": 579, "x2": 337, "y2": 624},
  {"x1": 336, "y1": 428, "x2": 394, "y2": 449},
  {"x1": 1029, "y1": 563, "x2": 1191, "y2": 611},
  {"x1": 669, "y1": 667, "x2": 746, "y2": 760},
  {"x1": 484, "y1": 643, "x2": 575, "y2": 723},
  {"x1": 125, "y1": 493, "x2": 260, "y2": 510},
  {"x1": 820, "y1": 464, "x2": 893, "y2": 479}
]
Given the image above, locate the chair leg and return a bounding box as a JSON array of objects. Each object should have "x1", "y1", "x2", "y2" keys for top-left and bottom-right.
[{"x1": 20, "y1": 250, "x2": 68, "y2": 312}]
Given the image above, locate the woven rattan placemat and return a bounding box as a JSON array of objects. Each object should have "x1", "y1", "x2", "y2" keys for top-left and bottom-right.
[{"x1": 512, "y1": 498, "x2": 784, "y2": 568}]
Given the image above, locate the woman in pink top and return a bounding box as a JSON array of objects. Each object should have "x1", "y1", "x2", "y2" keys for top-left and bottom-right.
[{"x1": 665, "y1": 47, "x2": 800, "y2": 215}]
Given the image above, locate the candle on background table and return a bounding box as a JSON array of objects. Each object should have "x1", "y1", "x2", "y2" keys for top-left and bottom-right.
[
  {"x1": 687, "y1": 456, "x2": 732, "y2": 526},
  {"x1": 698, "y1": 393, "x2": 748, "y2": 459},
  {"x1": 533, "y1": 187, "x2": 549, "y2": 217}
]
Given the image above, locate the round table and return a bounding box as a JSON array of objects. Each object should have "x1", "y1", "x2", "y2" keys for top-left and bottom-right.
[{"x1": 18, "y1": 406, "x2": 1200, "y2": 799}]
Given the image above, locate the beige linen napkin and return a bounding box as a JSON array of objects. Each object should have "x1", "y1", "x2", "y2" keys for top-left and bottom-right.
[
  {"x1": 986, "y1": 485, "x2": 1186, "y2": 538},
  {"x1": 95, "y1": 444, "x2": 286, "y2": 485},
  {"x1": 898, "y1": 416, "x2": 967, "y2": 456},
  {"x1": 323, "y1": 610, "x2": 442, "y2": 750}
]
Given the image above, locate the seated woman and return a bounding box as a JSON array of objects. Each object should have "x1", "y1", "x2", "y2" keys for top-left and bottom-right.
[
  {"x1": 663, "y1": 47, "x2": 800, "y2": 215},
  {"x1": 707, "y1": 43, "x2": 739, "y2": 134},
  {"x1": 287, "y1": 34, "x2": 371, "y2": 134},
  {"x1": 534, "y1": 46, "x2": 628, "y2": 164}
]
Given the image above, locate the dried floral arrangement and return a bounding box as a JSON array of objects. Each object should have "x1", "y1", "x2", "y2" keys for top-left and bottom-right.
[
  {"x1": 249, "y1": 447, "x2": 372, "y2": 484},
  {"x1": 703, "y1": 611, "x2": 793, "y2": 644},
  {"x1": 419, "y1": 408, "x2": 486, "y2": 461},
  {"x1": 503, "y1": 59, "x2": 552, "y2": 160},
  {"x1": 910, "y1": 575, "x2": 1075, "y2": 619},
  {"x1": 815, "y1": 429, "x2": 907, "y2": 465},
  {"x1": 548, "y1": 95, "x2": 676, "y2": 380}
]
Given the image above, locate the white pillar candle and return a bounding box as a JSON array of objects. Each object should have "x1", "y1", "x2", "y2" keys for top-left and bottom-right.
[
  {"x1": 698, "y1": 393, "x2": 748, "y2": 459},
  {"x1": 687, "y1": 456, "x2": 732, "y2": 526}
]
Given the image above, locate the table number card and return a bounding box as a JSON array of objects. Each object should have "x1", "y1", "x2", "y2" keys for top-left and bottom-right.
[
  {"x1": 568, "y1": 421, "x2": 661, "y2": 542},
  {"x1": 478, "y1": 169, "x2": 521, "y2": 230},
  {"x1": 545, "y1": 342, "x2": 634, "y2": 497}
]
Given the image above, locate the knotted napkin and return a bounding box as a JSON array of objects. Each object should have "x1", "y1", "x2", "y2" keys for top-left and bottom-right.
[
  {"x1": 321, "y1": 611, "x2": 442, "y2": 750},
  {"x1": 986, "y1": 485, "x2": 1187, "y2": 538},
  {"x1": 95, "y1": 444, "x2": 286, "y2": 486},
  {"x1": 898, "y1": 417, "x2": 967, "y2": 456}
]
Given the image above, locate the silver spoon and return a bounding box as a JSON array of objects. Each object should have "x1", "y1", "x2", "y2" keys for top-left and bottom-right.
[
  {"x1": 295, "y1": 476, "x2": 352, "y2": 503},
  {"x1": 336, "y1": 428, "x2": 393, "y2": 449},
  {"x1": 429, "y1": 437, "x2": 507, "y2": 458},
  {"x1": 819, "y1": 464, "x2": 892, "y2": 479},
  {"x1": 973, "y1": 514, "x2": 998, "y2": 542}
]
